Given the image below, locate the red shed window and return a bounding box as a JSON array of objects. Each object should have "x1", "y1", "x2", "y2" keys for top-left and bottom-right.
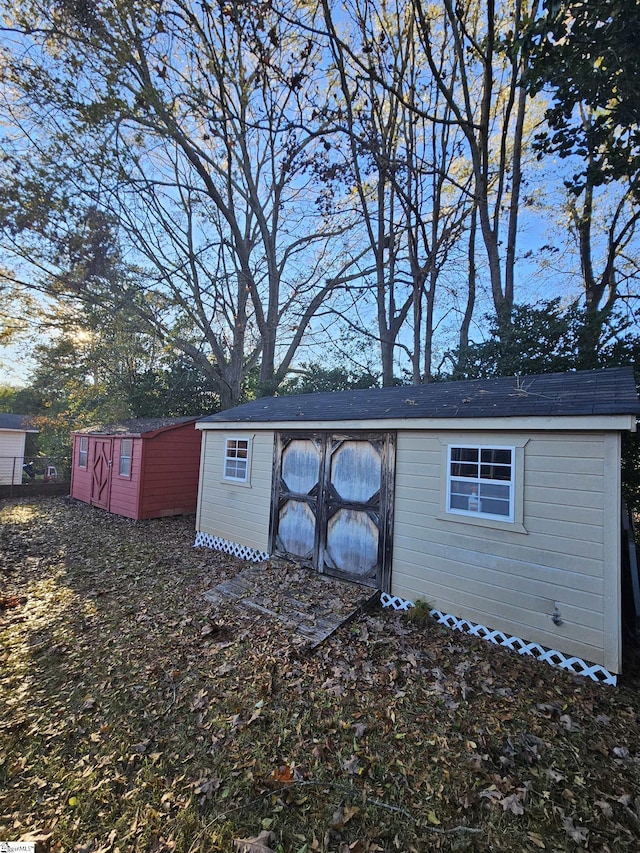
[
  {"x1": 78, "y1": 436, "x2": 88, "y2": 468},
  {"x1": 119, "y1": 439, "x2": 133, "y2": 477}
]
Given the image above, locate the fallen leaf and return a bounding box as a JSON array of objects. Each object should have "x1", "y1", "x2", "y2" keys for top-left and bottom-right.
[
  {"x1": 331, "y1": 804, "x2": 360, "y2": 829},
  {"x1": 594, "y1": 799, "x2": 614, "y2": 818},
  {"x1": 501, "y1": 794, "x2": 525, "y2": 815},
  {"x1": 234, "y1": 830, "x2": 277, "y2": 853},
  {"x1": 17, "y1": 831, "x2": 54, "y2": 843},
  {"x1": 562, "y1": 816, "x2": 589, "y2": 844},
  {"x1": 341, "y1": 754, "x2": 360, "y2": 774},
  {"x1": 272, "y1": 764, "x2": 294, "y2": 783},
  {"x1": 612, "y1": 746, "x2": 631, "y2": 759}
]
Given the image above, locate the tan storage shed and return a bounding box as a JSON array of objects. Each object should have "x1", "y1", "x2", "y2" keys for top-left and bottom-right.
[{"x1": 195, "y1": 368, "x2": 639, "y2": 682}]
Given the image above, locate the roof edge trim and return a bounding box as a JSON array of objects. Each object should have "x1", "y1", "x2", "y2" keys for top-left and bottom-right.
[{"x1": 196, "y1": 414, "x2": 637, "y2": 433}]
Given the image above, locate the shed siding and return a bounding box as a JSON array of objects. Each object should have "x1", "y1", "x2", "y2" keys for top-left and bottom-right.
[
  {"x1": 140, "y1": 427, "x2": 201, "y2": 518},
  {"x1": 108, "y1": 437, "x2": 143, "y2": 519},
  {"x1": 196, "y1": 430, "x2": 274, "y2": 552},
  {"x1": 0, "y1": 430, "x2": 26, "y2": 485},
  {"x1": 392, "y1": 430, "x2": 613, "y2": 669},
  {"x1": 71, "y1": 424, "x2": 201, "y2": 519},
  {"x1": 70, "y1": 434, "x2": 92, "y2": 503}
]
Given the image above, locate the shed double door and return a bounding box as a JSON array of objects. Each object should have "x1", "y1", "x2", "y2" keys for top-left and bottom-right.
[
  {"x1": 271, "y1": 432, "x2": 395, "y2": 590},
  {"x1": 91, "y1": 438, "x2": 112, "y2": 510}
]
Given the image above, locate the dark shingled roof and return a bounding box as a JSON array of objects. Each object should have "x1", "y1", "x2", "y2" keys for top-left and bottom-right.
[
  {"x1": 74, "y1": 416, "x2": 199, "y2": 437},
  {"x1": 0, "y1": 413, "x2": 39, "y2": 431},
  {"x1": 199, "y1": 367, "x2": 640, "y2": 424}
]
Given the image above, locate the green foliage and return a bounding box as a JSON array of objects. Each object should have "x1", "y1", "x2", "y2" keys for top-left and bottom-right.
[
  {"x1": 279, "y1": 362, "x2": 380, "y2": 396},
  {"x1": 527, "y1": 0, "x2": 640, "y2": 195},
  {"x1": 0, "y1": 385, "x2": 31, "y2": 413},
  {"x1": 126, "y1": 360, "x2": 218, "y2": 418},
  {"x1": 600, "y1": 335, "x2": 640, "y2": 511},
  {"x1": 450, "y1": 299, "x2": 640, "y2": 510},
  {"x1": 405, "y1": 599, "x2": 432, "y2": 629},
  {"x1": 12, "y1": 305, "x2": 218, "y2": 458},
  {"x1": 450, "y1": 299, "x2": 583, "y2": 379},
  {"x1": 0, "y1": 0, "x2": 353, "y2": 408}
]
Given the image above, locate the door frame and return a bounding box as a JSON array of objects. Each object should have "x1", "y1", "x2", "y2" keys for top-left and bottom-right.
[
  {"x1": 269, "y1": 431, "x2": 395, "y2": 591},
  {"x1": 90, "y1": 437, "x2": 113, "y2": 510}
]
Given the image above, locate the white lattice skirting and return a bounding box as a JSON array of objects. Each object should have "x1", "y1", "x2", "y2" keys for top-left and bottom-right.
[
  {"x1": 380, "y1": 592, "x2": 617, "y2": 686},
  {"x1": 194, "y1": 532, "x2": 269, "y2": 563}
]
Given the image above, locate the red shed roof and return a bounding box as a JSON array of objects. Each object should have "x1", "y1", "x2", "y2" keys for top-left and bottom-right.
[{"x1": 73, "y1": 416, "x2": 199, "y2": 438}]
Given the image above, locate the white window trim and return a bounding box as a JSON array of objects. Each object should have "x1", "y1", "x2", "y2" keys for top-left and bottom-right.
[
  {"x1": 437, "y1": 437, "x2": 528, "y2": 533},
  {"x1": 447, "y1": 443, "x2": 515, "y2": 522},
  {"x1": 78, "y1": 436, "x2": 88, "y2": 469},
  {"x1": 222, "y1": 436, "x2": 253, "y2": 485}
]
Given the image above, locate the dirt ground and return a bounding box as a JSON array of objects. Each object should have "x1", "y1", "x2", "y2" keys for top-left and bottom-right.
[{"x1": 1, "y1": 496, "x2": 640, "y2": 852}]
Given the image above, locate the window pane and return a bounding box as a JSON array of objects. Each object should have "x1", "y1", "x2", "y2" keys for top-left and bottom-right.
[
  {"x1": 479, "y1": 498, "x2": 510, "y2": 516},
  {"x1": 480, "y1": 463, "x2": 512, "y2": 481},
  {"x1": 450, "y1": 478, "x2": 474, "y2": 495},
  {"x1": 480, "y1": 482, "x2": 510, "y2": 499},
  {"x1": 449, "y1": 479, "x2": 478, "y2": 511},
  {"x1": 480, "y1": 448, "x2": 511, "y2": 465},
  {"x1": 451, "y1": 462, "x2": 479, "y2": 478},
  {"x1": 451, "y1": 447, "x2": 478, "y2": 463}
]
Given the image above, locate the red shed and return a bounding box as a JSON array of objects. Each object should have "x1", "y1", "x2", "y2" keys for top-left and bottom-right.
[{"x1": 70, "y1": 417, "x2": 202, "y2": 520}]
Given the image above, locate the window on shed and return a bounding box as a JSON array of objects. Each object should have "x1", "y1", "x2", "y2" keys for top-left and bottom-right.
[
  {"x1": 119, "y1": 439, "x2": 133, "y2": 477},
  {"x1": 447, "y1": 445, "x2": 514, "y2": 521},
  {"x1": 78, "y1": 436, "x2": 88, "y2": 468},
  {"x1": 224, "y1": 437, "x2": 251, "y2": 483}
]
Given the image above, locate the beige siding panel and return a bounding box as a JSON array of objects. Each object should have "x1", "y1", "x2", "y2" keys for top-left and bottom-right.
[
  {"x1": 392, "y1": 430, "x2": 614, "y2": 668},
  {"x1": 602, "y1": 432, "x2": 622, "y2": 672},
  {"x1": 396, "y1": 506, "x2": 604, "y2": 574},
  {"x1": 525, "y1": 500, "x2": 604, "y2": 528},
  {"x1": 524, "y1": 515, "x2": 603, "y2": 544},
  {"x1": 0, "y1": 430, "x2": 27, "y2": 485},
  {"x1": 197, "y1": 431, "x2": 274, "y2": 553},
  {"x1": 524, "y1": 470, "x2": 603, "y2": 491},
  {"x1": 523, "y1": 439, "x2": 608, "y2": 458},
  {"x1": 391, "y1": 576, "x2": 605, "y2": 664},
  {"x1": 394, "y1": 538, "x2": 604, "y2": 601},
  {"x1": 526, "y1": 484, "x2": 604, "y2": 510},
  {"x1": 393, "y1": 549, "x2": 604, "y2": 629},
  {"x1": 398, "y1": 575, "x2": 604, "y2": 642},
  {"x1": 526, "y1": 450, "x2": 604, "y2": 471}
]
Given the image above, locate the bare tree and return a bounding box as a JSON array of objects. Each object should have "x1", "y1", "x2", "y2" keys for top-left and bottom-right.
[
  {"x1": 0, "y1": 0, "x2": 363, "y2": 408},
  {"x1": 564, "y1": 115, "x2": 640, "y2": 365},
  {"x1": 318, "y1": 0, "x2": 472, "y2": 384},
  {"x1": 411, "y1": 0, "x2": 540, "y2": 336}
]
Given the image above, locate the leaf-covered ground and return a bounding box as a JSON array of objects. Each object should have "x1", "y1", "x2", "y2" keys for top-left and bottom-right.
[{"x1": 1, "y1": 497, "x2": 640, "y2": 853}]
